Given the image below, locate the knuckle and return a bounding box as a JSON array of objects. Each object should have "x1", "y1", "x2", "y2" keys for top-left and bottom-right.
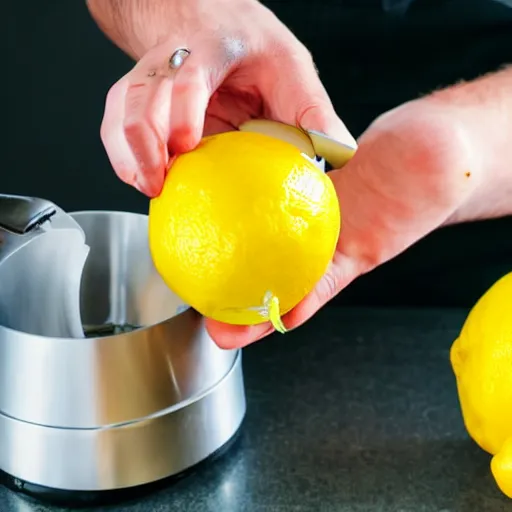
[
  {"x1": 99, "y1": 119, "x2": 110, "y2": 146},
  {"x1": 316, "y1": 264, "x2": 342, "y2": 305},
  {"x1": 122, "y1": 119, "x2": 143, "y2": 141},
  {"x1": 122, "y1": 119, "x2": 160, "y2": 159},
  {"x1": 270, "y1": 37, "x2": 313, "y2": 66},
  {"x1": 122, "y1": 110, "x2": 146, "y2": 140},
  {"x1": 116, "y1": 167, "x2": 136, "y2": 186},
  {"x1": 172, "y1": 74, "x2": 204, "y2": 96},
  {"x1": 289, "y1": 40, "x2": 316, "y2": 69},
  {"x1": 124, "y1": 82, "x2": 149, "y2": 115},
  {"x1": 170, "y1": 124, "x2": 195, "y2": 142},
  {"x1": 297, "y1": 101, "x2": 327, "y2": 122},
  {"x1": 101, "y1": 83, "x2": 127, "y2": 137},
  {"x1": 104, "y1": 79, "x2": 125, "y2": 107},
  {"x1": 296, "y1": 41, "x2": 315, "y2": 64}
]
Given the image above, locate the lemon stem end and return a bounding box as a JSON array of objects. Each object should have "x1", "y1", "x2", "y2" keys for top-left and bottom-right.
[{"x1": 267, "y1": 294, "x2": 287, "y2": 334}]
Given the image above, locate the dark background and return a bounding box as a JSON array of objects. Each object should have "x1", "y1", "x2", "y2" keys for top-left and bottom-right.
[{"x1": 6, "y1": 0, "x2": 512, "y2": 307}]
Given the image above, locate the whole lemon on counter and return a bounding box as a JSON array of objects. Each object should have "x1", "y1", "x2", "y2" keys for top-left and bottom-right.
[
  {"x1": 148, "y1": 130, "x2": 340, "y2": 332},
  {"x1": 450, "y1": 271, "x2": 512, "y2": 499}
]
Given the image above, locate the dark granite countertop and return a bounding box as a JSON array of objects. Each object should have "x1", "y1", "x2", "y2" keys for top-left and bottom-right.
[{"x1": 0, "y1": 308, "x2": 509, "y2": 512}]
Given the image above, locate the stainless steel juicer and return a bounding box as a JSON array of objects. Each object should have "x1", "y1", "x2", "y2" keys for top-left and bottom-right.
[{"x1": 0, "y1": 194, "x2": 246, "y2": 498}]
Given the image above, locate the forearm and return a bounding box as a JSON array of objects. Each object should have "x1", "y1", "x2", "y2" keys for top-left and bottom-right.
[
  {"x1": 428, "y1": 66, "x2": 512, "y2": 224},
  {"x1": 86, "y1": 0, "x2": 175, "y2": 59},
  {"x1": 86, "y1": 0, "x2": 253, "y2": 60}
]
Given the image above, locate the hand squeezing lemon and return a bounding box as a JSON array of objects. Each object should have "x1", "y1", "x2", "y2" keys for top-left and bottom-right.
[
  {"x1": 451, "y1": 271, "x2": 512, "y2": 499},
  {"x1": 149, "y1": 121, "x2": 354, "y2": 332}
]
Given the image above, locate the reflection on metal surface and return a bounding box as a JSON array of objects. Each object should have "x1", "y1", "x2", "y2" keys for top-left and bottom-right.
[
  {"x1": 0, "y1": 353, "x2": 245, "y2": 492},
  {"x1": 83, "y1": 323, "x2": 140, "y2": 337}
]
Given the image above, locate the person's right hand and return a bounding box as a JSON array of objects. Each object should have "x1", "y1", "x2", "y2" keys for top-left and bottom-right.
[{"x1": 87, "y1": 0, "x2": 355, "y2": 197}]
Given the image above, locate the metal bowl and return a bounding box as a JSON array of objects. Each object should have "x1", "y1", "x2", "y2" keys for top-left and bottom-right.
[{"x1": 0, "y1": 211, "x2": 246, "y2": 492}]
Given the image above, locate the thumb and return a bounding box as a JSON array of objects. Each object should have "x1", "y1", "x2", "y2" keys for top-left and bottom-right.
[
  {"x1": 261, "y1": 46, "x2": 356, "y2": 147},
  {"x1": 281, "y1": 252, "x2": 362, "y2": 333}
]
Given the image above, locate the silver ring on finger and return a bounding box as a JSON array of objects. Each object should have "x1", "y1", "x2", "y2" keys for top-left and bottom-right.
[{"x1": 169, "y1": 48, "x2": 191, "y2": 70}]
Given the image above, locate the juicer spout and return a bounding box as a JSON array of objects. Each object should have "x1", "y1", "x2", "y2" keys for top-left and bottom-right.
[{"x1": 0, "y1": 194, "x2": 89, "y2": 338}]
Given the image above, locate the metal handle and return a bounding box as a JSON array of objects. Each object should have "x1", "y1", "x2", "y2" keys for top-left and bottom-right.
[{"x1": 0, "y1": 194, "x2": 57, "y2": 235}]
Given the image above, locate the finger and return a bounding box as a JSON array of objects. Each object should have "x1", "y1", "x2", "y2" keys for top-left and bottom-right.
[
  {"x1": 100, "y1": 78, "x2": 141, "y2": 188},
  {"x1": 168, "y1": 52, "x2": 215, "y2": 154},
  {"x1": 169, "y1": 38, "x2": 247, "y2": 152},
  {"x1": 123, "y1": 72, "x2": 173, "y2": 197},
  {"x1": 259, "y1": 44, "x2": 356, "y2": 147},
  {"x1": 205, "y1": 320, "x2": 274, "y2": 350},
  {"x1": 101, "y1": 47, "x2": 174, "y2": 197},
  {"x1": 282, "y1": 252, "x2": 361, "y2": 331},
  {"x1": 107, "y1": 42, "x2": 239, "y2": 195}
]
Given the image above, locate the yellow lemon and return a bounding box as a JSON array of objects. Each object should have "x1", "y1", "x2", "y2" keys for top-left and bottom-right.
[
  {"x1": 450, "y1": 271, "x2": 512, "y2": 499},
  {"x1": 148, "y1": 130, "x2": 341, "y2": 333}
]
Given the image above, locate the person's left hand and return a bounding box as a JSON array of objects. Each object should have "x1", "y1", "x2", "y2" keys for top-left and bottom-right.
[{"x1": 206, "y1": 96, "x2": 483, "y2": 348}]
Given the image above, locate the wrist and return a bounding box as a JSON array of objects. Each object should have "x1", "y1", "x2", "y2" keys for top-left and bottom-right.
[{"x1": 426, "y1": 68, "x2": 512, "y2": 224}]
